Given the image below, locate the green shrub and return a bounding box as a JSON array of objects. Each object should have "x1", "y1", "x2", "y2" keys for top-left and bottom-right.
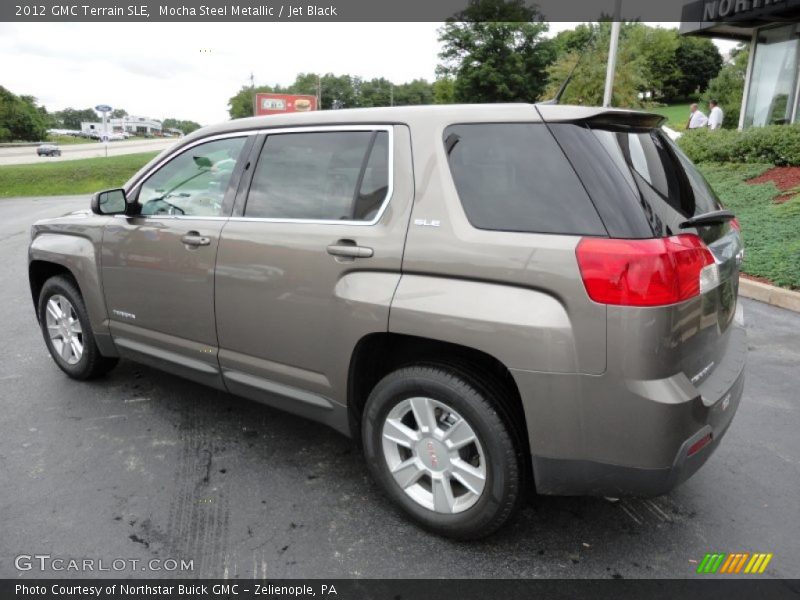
[
  {"x1": 699, "y1": 163, "x2": 800, "y2": 289},
  {"x1": 678, "y1": 124, "x2": 800, "y2": 166}
]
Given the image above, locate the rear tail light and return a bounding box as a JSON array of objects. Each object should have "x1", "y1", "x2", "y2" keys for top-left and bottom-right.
[
  {"x1": 730, "y1": 217, "x2": 741, "y2": 232},
  {"x1": 576, "y1": 234, "x2": 717, "y2": 306}
]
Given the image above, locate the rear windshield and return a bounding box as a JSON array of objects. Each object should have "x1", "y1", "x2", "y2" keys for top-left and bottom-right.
[
  {"x1": 548, "y1": 123, "x2": 724, "y2": 238},
  {"x1": 443, "y1": 123, "x2": 607, "y2": 236}
]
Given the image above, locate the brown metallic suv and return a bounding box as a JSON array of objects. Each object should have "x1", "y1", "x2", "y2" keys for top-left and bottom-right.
[{"x1": 29, "y1": 104, "x2": 746, "y2": 539}]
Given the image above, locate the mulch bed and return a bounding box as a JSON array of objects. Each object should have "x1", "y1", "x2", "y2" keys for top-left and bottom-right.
[{"x1": 746, "y1": 166, "x2": 800, "y2": 204}]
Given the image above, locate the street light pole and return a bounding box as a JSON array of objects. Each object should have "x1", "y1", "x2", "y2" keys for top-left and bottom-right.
[{"x1": 603, "y1": 0, "x2": 622, "y2": 108}]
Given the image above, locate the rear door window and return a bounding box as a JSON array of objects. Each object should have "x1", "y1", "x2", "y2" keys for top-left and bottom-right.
[
  {"x1": 244, "y1": 130, "x2": 390, "y2": 222},
  {"x1": 443, "y1": 124, "x2": 606, "y2": 236}
]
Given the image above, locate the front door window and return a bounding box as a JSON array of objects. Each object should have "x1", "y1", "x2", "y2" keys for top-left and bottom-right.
[{"x1": 137, "y1": 137, "x2": 246, "y2": 217}]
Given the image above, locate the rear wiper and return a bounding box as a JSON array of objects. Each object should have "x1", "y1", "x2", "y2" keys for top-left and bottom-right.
[{"x1": 679, "y1": 209, "x2": 736, "y2": 229}]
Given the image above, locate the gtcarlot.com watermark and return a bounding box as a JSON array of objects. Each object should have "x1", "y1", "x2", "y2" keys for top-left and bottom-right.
[{"x1": 15, "y1": 553, "x2": 194, "y2": 573}]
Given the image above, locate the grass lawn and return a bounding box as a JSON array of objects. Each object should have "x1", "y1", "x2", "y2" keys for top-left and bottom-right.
[
  {"x1": 0, "y1": 152, "x2": 158, "y2": 198},
  {"x1": 699, "y1": 162, "x2": 800, "y2": 289},
  {"x1": 45, "y1": 134, "x2": 155, "y2": 145},
  {"x1": 650, "y1": 103, "x2": 693, "y2": 131},
  {"x1": 45, "y1": 134, "x2": 95, "y2": 145}
]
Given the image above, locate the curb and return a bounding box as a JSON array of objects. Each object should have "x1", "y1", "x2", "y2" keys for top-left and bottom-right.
[{"x1": 739, "y1": 277, "x2": 800, "y2": 313}]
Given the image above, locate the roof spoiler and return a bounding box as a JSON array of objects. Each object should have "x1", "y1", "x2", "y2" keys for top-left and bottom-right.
[
  {"x1": 580, "y1": 112, "x2": 667, "y2": 130},
  {"x1": 536, "y1": 105, "x2": 667, "y2": 130}
]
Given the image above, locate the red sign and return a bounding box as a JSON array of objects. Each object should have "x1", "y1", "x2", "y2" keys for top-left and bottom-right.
[{"x1": 255, "y1": 93, "x2": 318, "y2": 116}]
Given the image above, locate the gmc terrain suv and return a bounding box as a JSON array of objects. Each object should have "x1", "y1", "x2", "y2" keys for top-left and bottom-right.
[{"x1": 29, "y1": 104, "x2": 746, "y2": 539}]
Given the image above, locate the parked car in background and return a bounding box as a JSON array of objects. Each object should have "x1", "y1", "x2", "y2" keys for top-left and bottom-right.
[
  {"x1": 36, "y1": 143, "x2": 61, "y2": 157},
  {"x1": 28, "y1": 104, "x2": 746, "y2": 539}
]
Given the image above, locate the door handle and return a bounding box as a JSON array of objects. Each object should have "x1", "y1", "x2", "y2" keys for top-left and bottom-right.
[
  {"x1": 181, "y1": 231, "x2": 211, "y2": 247},
  {"x1": 326, "y1": 241, "x2": 373, "y2": 259}
]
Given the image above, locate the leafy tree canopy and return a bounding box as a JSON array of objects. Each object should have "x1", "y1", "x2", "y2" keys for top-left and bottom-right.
[
  {"x1": 161, "y1": 118, "x2": 202, "y2": 134},
  {"x1": 0, "y1": 87, "x2": 49, "y2": 141},
  {"x1": 437, "y1": 0, "x2": 554, "y2": 103}
]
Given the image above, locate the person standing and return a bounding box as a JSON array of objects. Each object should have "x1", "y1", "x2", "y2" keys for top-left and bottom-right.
[
  {"x1": 708, "y1": 100, "x2": 724, "y2": 130},
  {"x1": 687, "y1": 103, "x2": 708, "y2": 129}
]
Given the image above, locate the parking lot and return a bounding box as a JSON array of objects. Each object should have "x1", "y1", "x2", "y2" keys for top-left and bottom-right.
[{"x1": 1, "y1": 195, "x2": 799, "y2": 579}]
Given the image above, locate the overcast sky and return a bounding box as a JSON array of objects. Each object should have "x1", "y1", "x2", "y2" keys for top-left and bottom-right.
[{"x1": 0, "y1": 22, "x2": 738, "y2": 126}]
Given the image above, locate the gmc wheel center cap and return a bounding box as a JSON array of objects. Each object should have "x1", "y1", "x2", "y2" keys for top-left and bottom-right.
[{"x1": 417, "y1": 438, "x2": 449, "y2": 471}]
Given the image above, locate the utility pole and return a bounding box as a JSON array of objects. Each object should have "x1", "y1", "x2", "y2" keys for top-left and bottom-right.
[
  {"x1": 250, "y1": 72, "x2": 257, "y2": 116},
  {"x1": 603, "y1": 0, "x2": 622, "y2": 108},
  {"x1": 316, "y1": 74, "x2": 322, "y2": 110},
  {"x1": 390, "y1": 83, "x2": 394, "y2": 107}
]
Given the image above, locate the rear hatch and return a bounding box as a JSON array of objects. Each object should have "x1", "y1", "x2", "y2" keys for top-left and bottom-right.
[{"x1": 537, "y1": 106, "x2": 743, "y2": 389}]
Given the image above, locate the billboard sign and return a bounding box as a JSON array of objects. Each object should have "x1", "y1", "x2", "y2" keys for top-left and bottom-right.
[{"x1": 255, "y1": 93, "x2": 317, "y2": 116}]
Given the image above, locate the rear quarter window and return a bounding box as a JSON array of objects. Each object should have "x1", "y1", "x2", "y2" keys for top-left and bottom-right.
[
  {"x1": 548, "y1": 123, "x2": 724, "y2": 238},
  {"x1": 443, "y1": 123, "x2": 606, "y2": 236}
]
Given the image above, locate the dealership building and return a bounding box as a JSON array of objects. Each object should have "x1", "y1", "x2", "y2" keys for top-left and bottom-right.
[
  {"x1": 80, "y1": 116, "x2": 162, "y2": 136},
  {"x1": 681, "y1": 0, "x2": 800, "y2": 129}
]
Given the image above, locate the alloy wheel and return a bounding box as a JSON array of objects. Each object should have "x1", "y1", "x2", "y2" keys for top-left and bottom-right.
[
  {"x1": 381, "y1": 397, "x2": 487, "y2": 514},
  {"x1": 45, "y1": 294, "x2": 84, "y2": 365}
]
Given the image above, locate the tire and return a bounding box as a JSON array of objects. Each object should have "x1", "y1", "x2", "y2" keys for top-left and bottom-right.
[
  {"x1": 362, "y1": 365, "x2": 522, "y2": 539},
  {"x1": 37, "y1": 275, "x2": 118, "y2": 380}
]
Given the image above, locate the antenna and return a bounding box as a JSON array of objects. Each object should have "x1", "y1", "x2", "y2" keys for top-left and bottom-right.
[{"x1": 538, "y1": 28, "x2": 598, "y2": 105}]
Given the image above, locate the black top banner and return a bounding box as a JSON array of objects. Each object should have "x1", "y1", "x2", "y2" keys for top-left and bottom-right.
[{"x1": 2, "y1": 0, "x2": 798, "y2": 22}]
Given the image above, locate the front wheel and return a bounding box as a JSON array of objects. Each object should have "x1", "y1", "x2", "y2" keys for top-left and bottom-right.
[
  {"x1": 37, "y1": 275, "x2": 118, "y2": 380},
  {"x1": 362, "y1": 365, "x2": 522, "y2": 539}
]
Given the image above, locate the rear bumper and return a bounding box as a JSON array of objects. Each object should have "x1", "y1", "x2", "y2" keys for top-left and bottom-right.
[
  {"x1": 512, "y1": 322, "x2": 747, "y2": 497},
  {"x1": 529, "y1": 368, "x2": 744, "y2": 496}
]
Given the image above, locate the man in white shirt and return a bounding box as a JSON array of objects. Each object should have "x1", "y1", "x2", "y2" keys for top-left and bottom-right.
[
  {"x1": 708, "y1": 100, "x2": 724, "y2": 130},
  {"x1": 687, "y1": 104, "x2": 708, "y2": 129}
]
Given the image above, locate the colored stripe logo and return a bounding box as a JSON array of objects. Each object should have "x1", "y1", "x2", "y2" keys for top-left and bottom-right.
[{"x1": 696, "y1": 552, "x2": 773, "y2": 574}]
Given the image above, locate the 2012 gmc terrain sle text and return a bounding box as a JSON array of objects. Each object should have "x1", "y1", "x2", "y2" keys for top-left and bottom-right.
[{"x1": 28, "y1": 104, "x2": 746, "y2": 539}]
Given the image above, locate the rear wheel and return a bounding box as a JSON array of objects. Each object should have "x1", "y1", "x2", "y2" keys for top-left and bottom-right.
[
  {"x1": 362, "y1": 365, "x2": 522, "y2": 539},
  {"x1": 38, "y1": 275, "x2": 118, "y2": 380}
]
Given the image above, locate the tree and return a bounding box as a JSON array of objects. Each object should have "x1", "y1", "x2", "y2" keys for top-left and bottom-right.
[
  {"x1": 433, "y1": 77, "x2": 456, "y2": 104},
  {"x1": 393, "y1": 79, "x2": 434, "y2": 106},
  {"x1": 306, "y1": 73, "x2": 358, "y2": 109},
  {"x1": 54, "y1": 107, "x2": 99, "y2": 129},
  {"x1": 552, "y1": 23, "x2": 596, "y2": 58},
  {"x1": 544, "y1": 22, "x2": 646, "y2": 108},
  {"x1": 0, "y1": 87, "x2": 49, "y2": 141},
  {"x1": 228, "y1": 85, "x2": 282, "y2": 119},
  {"x1": 111, "y1": 108, "x2": 128, "y2": 118},
  {"x1": 702, "y1": 44, "x2": 749, "y2": 129},
  {"x1": 674, "y1": 36, "x2": 723, "y2": 100},
  {"x1": 437, "y1": 0, "x2": 555, "y2": 103},
  {"x1": 162, "y1": 118, "x2": 202, "y2": 134},
  {"x1": 626, "y1": 24, "x2": 680, "y2": 102},
  {"x1": 358, "y1": 77, "x2": 394, "y2": 107}
]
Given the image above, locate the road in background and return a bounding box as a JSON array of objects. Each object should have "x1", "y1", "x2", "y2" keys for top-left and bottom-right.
[
  {"x1": 0, "y1": 138, "x2": 175, "y2": 166},
  {"x1": 1, "y1": 196, "x2": 798, "y2": 579}
]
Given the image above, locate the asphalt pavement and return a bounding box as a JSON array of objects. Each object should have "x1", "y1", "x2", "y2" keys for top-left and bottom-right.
[
  {"x1": 1, "y1": 195, "x2": 798, "y2": 579},
  {"x1": 0, "y1": 138, "x2": 175, "y2": 165}
]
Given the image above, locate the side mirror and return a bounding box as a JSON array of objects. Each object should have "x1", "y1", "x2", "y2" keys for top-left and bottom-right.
[{"x1": 91, "y1": 189, "x2": 127, "y2": 215}]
